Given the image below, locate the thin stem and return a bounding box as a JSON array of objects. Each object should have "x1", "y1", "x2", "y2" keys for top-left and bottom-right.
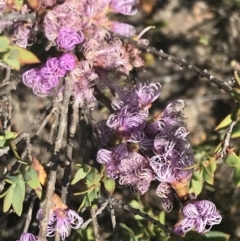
[
  {"x1": 113, "y1": 33, "x2": 233, "y2": 95},
  {"x1": 23, "y1": 195, "x2": 36, "y2": 233},
  {"x1": 38, "y1": 77, "x2": 72, "y2": 241},
  {"x1": 90, "y1": 207, "x2": 100, "y2": 241}
]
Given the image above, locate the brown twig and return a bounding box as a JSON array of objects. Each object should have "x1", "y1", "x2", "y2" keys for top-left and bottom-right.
[
  {"x1": 90, "y1": 207, "x2": 100, "y2": 241},
  {"x1": 61, "y1": 103, "x2": 79, "y2": 203},
  {"x1": 38, "y1": 77, "x2": 72, "y2": 241},
  {"x1": 23, "y1": 195, "x2": 36, "y2": 233},
  {"x1": 81, "y1": 200, "x2": 109, "y2": 229},
  {"x1": 113, "y1": 33, "x2": 233, "y2": 95},
  {"x1": 109, "y1": 196, "x2": 118, "y2": 241},
  {"x1": 216, "y1": 120, "x2": 237, "y2": 163}
]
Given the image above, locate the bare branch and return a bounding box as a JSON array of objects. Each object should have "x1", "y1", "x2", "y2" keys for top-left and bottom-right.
[
  {"x1": 91, "y1": 207, "x2": 100, "y2": 241},
  {"x1": 81, "y1": 200, "x2": 109, "y2": 229},
  {"x1": 23, "y1": 195, "x2": 36, "y2": 233},
  {"x1": 109, "y1": 196, "x2": 118, "y2": 241},
  {"x1": 39, "y1": 77, "x2": 72, "y2": 241},
  {"x1": 113, "y1": 33, "x2": 233, "y2": 95}
]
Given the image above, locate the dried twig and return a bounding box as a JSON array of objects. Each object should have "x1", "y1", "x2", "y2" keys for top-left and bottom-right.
[
  {"x1": 81, "y1": 200, "x2": 109, "y2": 229},
  {"x1": 39, "y1": 77, "x2": 72, "y2": 241},
  {"x1": 109, "y1": 196, "x2": 118, "y2": 241},
  {"x1": 61, "y1": 104, "x2": 79, "y2": 203},
  {"x1": 91, "y1": 207, "x2": 100, "y2": 241},
  {"x1": 216, "y1": 120, "x2": 237, "y2": 162},
  {"x1": 113, "y1": 33, "x2": 233, "y2": 95},
  {"x1": 23, "y1": 195, "x2": 36, "y2": 233}
]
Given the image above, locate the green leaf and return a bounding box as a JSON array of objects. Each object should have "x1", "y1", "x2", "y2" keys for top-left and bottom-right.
[
  {"x1": 0, "y1": 186, "x2": 11, "y2": 198},
  {"x1": 3, "y1": 185, "x2": 14, "y2": 212},
  {"x1": 102, "y1": 178, "x2": 116, "y2": 194},
  {"x1": 71, "y1": 167, "x2": 89, "y2": 185},
  {"x1": 8, "y1": 45, "x2": 40, "y2": 65},
  {"x1": 233, "y1": 166, "x2": 240, "y2": 187},
  {"x1": 190, "y1": 178, "x2": 203, "y2": 196},
  {"x1": 0, "y1": 36, "x2": 9, "y2": 52},
  {"x1": 214, "y1": 114, "x2": 232, "y2": 131},
  {"x1": 14, "y1": 0, "x2": 23, "y2": 10},
  {"x1": 87, "y1": 186, "x2": 100, "y2": 206},
  {"x1": 158, "y1": 211, "x2": 165, "y2": 225},
  {"x1": 2, "y1": 54, "x2": 21, "y2": 70},
  {"x1": 231, "y1": 122, "x2": 240, "y2": 138},
  {"x1": 204, "y1": 231, "x2": 230, "y2": 241},
  {"x1": 225, "y1": 153, "x2": 240, "y2": 167},
  {"x1": 24, "y1": 166, "x2": 39, "y2": 189},
  {"x1": 12, "y1": 179, "x2": 25, "y2": 216},
  {"x1": 5, "y1": 175, "x2": 21, "y2": 184},
  {"x1": 86, "y1": 168, "x2": 101, "y2": 188}
]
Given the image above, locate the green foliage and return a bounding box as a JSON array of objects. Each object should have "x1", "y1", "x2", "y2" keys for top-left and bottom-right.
[
  {"x1": 23, "y1": 166, "x2": 43, "y2": 198},
  {"x1": 0, "y1": 36, "x2": 40, "y2": 70},
  {"x1": 1, "y1": 174, "x2": 25, "y2": 216},
  {"x1": 72, "y1": 164, "x2": 116, "y2": 210},
  {"x1": 185, "y1": 231, "x2": 230, "y2": 241}
]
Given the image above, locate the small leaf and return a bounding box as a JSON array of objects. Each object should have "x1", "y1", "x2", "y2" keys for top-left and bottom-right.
[
  {"x1": 190, "y1": 178, "x2": 203, "y2": 196},
  {"x1": 3, "y1": 55, "x2": 20, "y2": 70},
  {"x1": 86, "y1": 168, "x2": 101, "y2": 188},
  {"x1": 0, "y1": 36, "x2": 9, "y2": 52},
  {"x1": 214, "y1": 114, "x2": 232, "y2": 131},
  {"x1": 13, "y1": 0, "x2": 23, "y2": 10},
  {"x1": 225, "y1": 153, "x2": 240, "y2": 167},
  {"x1": 12, "y1": 179, "x2": 25, "y2": 216},
  {"x1": 158, "y1": 211, "x2": 165, "y2": 225},
  {"x1": 8, "y1": 45, "x2": 40, "y2": 65},
  {"x1": 5, "y1": 175, "x2": 21, "y2": 184},
  {"x1": 24, "y1": 166, "x2": 39, "y2": 189},
  {"x1": 102, "y1": 178, "x2": 116, "y2": 194},
  {"x1": 71, "y1": 167, "x2": 89, "y2": 185},
  {"x1": 3, "y1": 185, "x2": 14, "y2": 213},
  {"x1": 201, "y1": 161, "x2": 214, "y2": 185},
  {"x1": 204, "y1": 231, "x2": 230, "y2": 241},
  {"x1": 233, "y1": 166, "x2": 240, "y2": 187},
  {"x1": 231, "y1": 122, "x2": 240, "y2": 138},
  {"x1": 0, "y1": 186, "x2": 11, "y2": 198},
  {"x1": 32, "y1": 157, "x2": 47, "y2": 185}
]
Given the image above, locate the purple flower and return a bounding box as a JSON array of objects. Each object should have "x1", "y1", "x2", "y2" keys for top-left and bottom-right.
[
  {"x1": 118, "y1": 153, "x2": 153, "y2": 194},
  {"x1": 22, "y1": 68, "x2": 41, "y2": 88},
  {"x1": 109, "y1": 21, "x2": 136, "y2": 37},
  {"x1": 37, "y1": 208, "x2": 83, "y2": 240},
  {"x1": 45, "y1": 57, "x2": 66, "y2": 78},
  {"x1": 56, "y1": 27, "x2": 84, "y2": 50},
  {"x1": 174, "y1": 200, "x2": 222, "y2": 235},
  {"x1": 59, "y1": 53, "x2": 76, "y2": 71},
  {"x1": 109, "y1": 0, "x2": 139, "y2": 15},
  {"x1": 16, "y1": 233, "x2": 39, "y2": 241},
  {"x1": 156, "y1": 182, "x2": 174, "y2": 212},
  {"x1": 135, "y1": 81, "x2": 161, "y2": 107}
]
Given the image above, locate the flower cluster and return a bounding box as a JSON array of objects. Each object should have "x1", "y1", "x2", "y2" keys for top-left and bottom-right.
[
  {"x1": 174, "y1": 200, "x2": 222, "y2": 235},
  {"x1": 97, "y1": 81, "x2": 194, "y2": 203},
  {"x1": 22, "y1": 54, "x2": 76, "y2": 97}
]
